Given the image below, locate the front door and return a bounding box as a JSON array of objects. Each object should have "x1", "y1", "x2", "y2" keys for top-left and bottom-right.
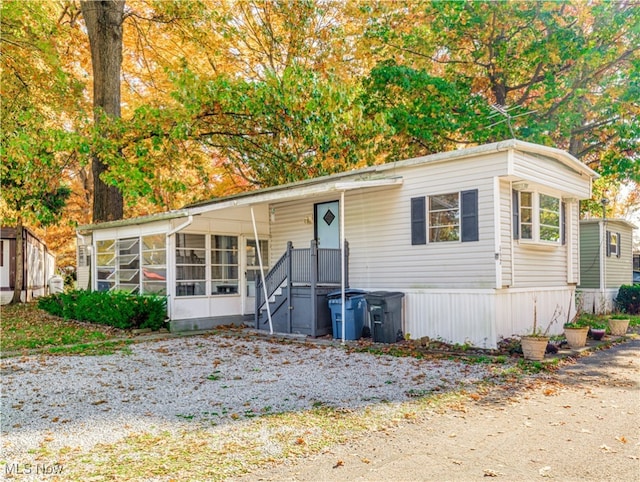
[{"x1": 315, "y1": 201, "x2": 340, "y2": 249}]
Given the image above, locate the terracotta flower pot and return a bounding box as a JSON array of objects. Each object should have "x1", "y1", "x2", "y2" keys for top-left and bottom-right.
[
  {"x1": 608, "y1": 318, "x2": 630, "y2": 336},
  {"x1": 564, "y1": 326, "x2": 589, "y2": 348},
  {"x1": 521, "y1": 336, "x2": 549, "y2": 361}
]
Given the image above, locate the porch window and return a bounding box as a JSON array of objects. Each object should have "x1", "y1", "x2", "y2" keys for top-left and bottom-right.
[
  {"x1": 142, "y1": 234, "x2": 167, "y2": 294},
  {"x1": 518, "y1": 191, "x2": 561, "y2": 244},
  {"x1": 429, "y1": 192, "x2": 460, "y2": 242},
  {"x1": 176, "y1": 233, "x2": 206, "y2": 296},
  {"x1": 96, "y1": 240, "x2": 116, "y2": 291},
  {"x1": 246, "y1": 239, "x2": 269, "y2": 297},
  {"x1": 211, "y1": 235, "x2": 238, "y2": 295},
  {"x1": 117, "y1": 238, "x2": 140, "y2": 293}
]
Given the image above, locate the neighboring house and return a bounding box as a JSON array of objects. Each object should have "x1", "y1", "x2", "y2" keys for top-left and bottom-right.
[
  {"x1": 577, "y1": 218, "x2": 637, "y2": 313},
  {"x1": 1, "y1": 226, "x2": 56, "y2": 304},
  {"x1": 76, "y1": 140, "x2": 597, "y2": 348}
]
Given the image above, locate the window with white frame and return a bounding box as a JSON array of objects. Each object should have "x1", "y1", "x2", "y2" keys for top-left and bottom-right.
[
  {"x1": 517, "y1": 191, "x2": 561, "y2": 243},
  {"x1": 211, "y1": 235, "x2": 238, "y2": 295},
  {"x1": 429, "y1": 192, "x2": 460, "y2": 242},
  {"x1": 175, "y1": 233, "x2": 206, "y2": 296}
]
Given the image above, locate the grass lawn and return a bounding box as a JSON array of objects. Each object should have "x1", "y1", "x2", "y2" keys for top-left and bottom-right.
[{"x1": 0, "y1": 302, "x2": 132, "y2": 356}]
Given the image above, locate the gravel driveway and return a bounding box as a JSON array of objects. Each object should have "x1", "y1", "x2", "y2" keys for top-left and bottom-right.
[{"x1": 1, "y1": 334, "x2": 491, "y2": 466}]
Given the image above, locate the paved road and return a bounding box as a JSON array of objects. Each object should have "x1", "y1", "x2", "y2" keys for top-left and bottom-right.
[{"x1": 239, "y1": 338, "x2": 640, "y2": 481}]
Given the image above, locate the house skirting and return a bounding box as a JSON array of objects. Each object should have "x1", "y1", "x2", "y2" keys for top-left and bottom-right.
[
  {"x1": 404, "y1": 287, "x2": 576, "y2": 349},
  {"x1": 576, "y1": 288, "x2": 619, "y2": 314},
  {"x1": 170, "y1": 315, "x2": 253, "y2": 333}
]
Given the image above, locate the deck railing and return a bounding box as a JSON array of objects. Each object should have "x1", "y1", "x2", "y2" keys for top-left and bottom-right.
[{"x1": 255, "y1": 240, "x2": 348, "y2": 315}]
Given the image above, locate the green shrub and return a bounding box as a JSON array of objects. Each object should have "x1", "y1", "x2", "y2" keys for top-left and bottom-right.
[
  {"x1": 614, "y1": 285, "x2": 640, "y2": 315},
  {"x1": 38, "y1": 290, "x2": 167, "y2": 330},
  {"x1": 37, "y1": 295, "x2": 64, "y2": 317}
]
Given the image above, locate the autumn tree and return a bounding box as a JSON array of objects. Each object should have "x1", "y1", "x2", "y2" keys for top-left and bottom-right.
[
  {"x1": 0, "y1": 0, "x2": 81, "y2": 302},
  {"x1": 80, "y1": 0, "x2": 126, "y2": 222},
  {"x1": 362, "y1": 0, "x2": 640, "y2": 184}
]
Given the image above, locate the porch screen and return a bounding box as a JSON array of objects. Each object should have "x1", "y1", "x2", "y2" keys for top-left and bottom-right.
[
  {"x1": 142, "y1": 235, "x2": 166, "y2": 294},
  {"x1": 96, "y1": 240, "x2": 116, "y2": 291}
]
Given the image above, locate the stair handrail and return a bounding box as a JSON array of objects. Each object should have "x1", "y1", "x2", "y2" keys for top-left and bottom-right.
[{"x1": 256, "y1": 241, "x2": 292, "y2": 310}]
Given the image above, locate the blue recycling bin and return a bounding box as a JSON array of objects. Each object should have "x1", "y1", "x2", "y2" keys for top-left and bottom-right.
[{"x1": 327, "y1": 289, "x2": 368, "y2": 340}]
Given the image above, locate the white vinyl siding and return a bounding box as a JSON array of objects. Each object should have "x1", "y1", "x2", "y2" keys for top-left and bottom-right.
[
  {"x1": 271, "y1": 154, "x2": 501, "y2": 290},
  {"x1": 513, "y1": 242, "x2": 568, "y2": 288},
  {"x1": 499, "y1": 180, "x2": 513, "y2": 287},
  {"x1": 512, "y1": 152, "x2": 591, "y2": 199}
]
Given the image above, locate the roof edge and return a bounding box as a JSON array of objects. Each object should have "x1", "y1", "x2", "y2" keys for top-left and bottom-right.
[{"x1": 77, "y1": 210, "x2": 190, "y2": 233}]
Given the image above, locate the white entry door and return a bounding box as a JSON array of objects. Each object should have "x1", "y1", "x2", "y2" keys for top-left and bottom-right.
[{"x1": 315, "y1": 201, "x2": 340, "y2": 249}]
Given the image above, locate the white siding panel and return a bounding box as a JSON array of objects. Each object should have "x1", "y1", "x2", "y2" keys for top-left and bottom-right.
[
  {"x1": 77, "y1": 266, "x2": 90, "y2": 290},
  {"x1": 404, "y1": 290, "x2": 496, "y2": 349},
  {"x1": 513, "y1": 243, "x2": 568, "y2": 288},
  {"x1": 512, "y1": 152, "x2": 591, "y2": 198},
  {"x1": 576, "y1": 288, "x2": 618, "y2": 314},
  {"x1": 495, "y1": 287, "x2": 575, "y2": 339},
  {"x1": 569, "y1": 202, "x2": 580, "y2": 283},
  {"x1": 271, "y1": 155, "x2": 506, "y2": 290},
  {"x1": 499, "y1": 179, "x2": 513, "y2": 287}
]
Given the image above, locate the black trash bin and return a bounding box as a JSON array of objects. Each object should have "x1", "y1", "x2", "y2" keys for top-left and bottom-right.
[
  {"x1": 365, "y1": 291, "x2": 405, "y2": 343},
  {"x1": 327, "y1": 289, "x2": 368, "y2": 340}
]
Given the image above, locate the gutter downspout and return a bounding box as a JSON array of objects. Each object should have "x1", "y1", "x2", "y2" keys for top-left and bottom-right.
[
  {"x1": 166, "y1": 215, "x2": 193, "y2": 321},
  {"x1": 167, "y1": 215, "x2": 193, "y2": 237},
  {"x1": 251, "y1": 206, "x2": 273, "y2": 335}
]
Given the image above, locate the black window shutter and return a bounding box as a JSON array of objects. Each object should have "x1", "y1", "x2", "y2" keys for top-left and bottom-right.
[
  {"x1": 411, "y1": 197, "x2": 426, "y2": 245},
  {"x1": 512, "y1": 190, "x2": 519, "y2": 240},
  {"x1": 461, "y1": 189, "x2": 479, "y2": 242},
  {"x1": 606, "y1": 230, "x2": 611, "y2": 257},
  {"x1": 617, "y1": 232, "x2": 622, "y2": 258},
  {"x1": 561, "y1": 202, "x2": 566, "y2": 245}
]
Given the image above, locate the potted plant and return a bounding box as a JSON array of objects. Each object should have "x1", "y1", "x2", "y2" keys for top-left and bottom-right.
[
  {"x1": 588, "y1": 320, "x2": 607, "y2": 341},
  {"x1": 563, "y1": 319, "x2": 589, "y2": 348},
  {"x1": 608, "y1": 313, "x2": 630, "y2": 336},
  {"x1": 520, "y1": 301, "x2": 559, "y2": 361}
]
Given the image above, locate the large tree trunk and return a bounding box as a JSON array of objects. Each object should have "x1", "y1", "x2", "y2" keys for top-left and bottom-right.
[
  {"x1": 80, "y1": 0, "x2": 125, "y2": 222},
  {"x1": 10, "y1": 218, "x2": 24, "y2": 304}
]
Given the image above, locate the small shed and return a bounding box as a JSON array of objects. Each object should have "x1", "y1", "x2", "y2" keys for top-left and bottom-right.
[
  {"x1": 577, "y1": 218, "x2": 636, "y2": 313},
  {"x1": 1, "y1": 226, "x2": 56, "y2": 304}
]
